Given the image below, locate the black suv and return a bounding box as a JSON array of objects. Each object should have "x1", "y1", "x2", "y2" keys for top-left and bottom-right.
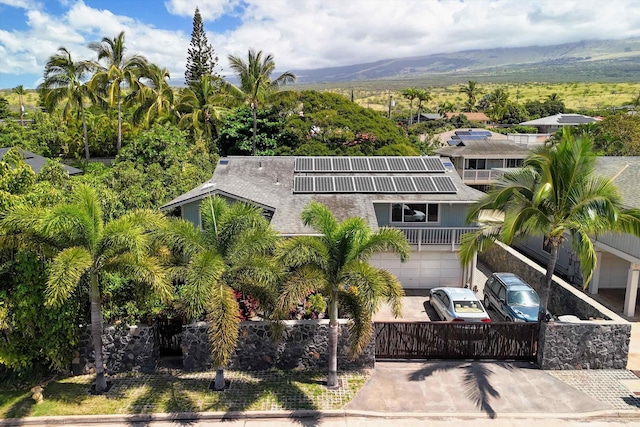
[{"x1": 483, "y1": 272, "x2": 541, "y2": 322}]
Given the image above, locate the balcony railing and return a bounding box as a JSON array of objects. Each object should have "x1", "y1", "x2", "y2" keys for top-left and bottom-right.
[
  {"x1": 463, "y1": 169, "x2": 503, "y2": 184},
  {"x1": 395, "y1": 227, "x2": 478, "y2": 251}
]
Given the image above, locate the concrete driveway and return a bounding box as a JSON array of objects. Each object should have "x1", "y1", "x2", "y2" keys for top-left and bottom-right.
[{"x1": 346, "y1": 361, "x2": 611, "y2": 417}]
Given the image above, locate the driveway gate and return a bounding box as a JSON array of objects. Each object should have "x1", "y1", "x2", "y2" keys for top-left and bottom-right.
[{"x1": 374, "y1": 322, "x2": 539, "y2": 360}]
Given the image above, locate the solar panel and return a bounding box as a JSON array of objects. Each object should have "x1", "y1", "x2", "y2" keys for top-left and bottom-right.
[
  {"x1": 387, "y1": 157, "x2": 408, "y2": 171},
  {"x1": 369, "y1": 157, "x2": 389, "y2": 171},
  {"x1": 351, "y1": 157, "x2": 370, "y2": 171},
  {"x1": 455, "y1": 131, "x2": 471, "y2": 136},
  {"x1": 423, "y1": 157, "x2": 446, "y2": 172},
  {"x1": 354, "y1": 176, "x2": 375, "y2": 192},
  {"x1": 405, "y1": 157, "x2": 428, "y2": 171},
  {"x1": 315, "y1": 176, "x2": 334, "y2": 192},
  {"x1": 293, "y1": 176, "x2": 314, "y2": 193},
  {"x1": 373, "y1": 176, "x2": 395, "y2": 192},
  {"x1": 295, "y1": 157, "x2": 313, "y2": 171},
  {"x1": 334, "y1": 176, "x2": 355, "y2": 192},
  {"x1": 333, "y1": 157, "x2": 351, "y2": 171},
  {"x1": 413, "y1": 176, "x2": 437, "y2": 192},
  {"x1": 394, "y1": 176, "x2": 416, "y2": 192},
  {"x1": 432, "y1": 176, "x2": 457, "y2": 193},
  {"x1": 315, "y1": 157, "x2": 332, "y2": 171},
  {"x1": 457, "y1": 135, "x2": 486, "y2": 140}
]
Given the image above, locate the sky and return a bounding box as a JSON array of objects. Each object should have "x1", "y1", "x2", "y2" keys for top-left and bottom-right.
[{"x1": 1, "y1": 0, "x2": 640, "y2": 89}]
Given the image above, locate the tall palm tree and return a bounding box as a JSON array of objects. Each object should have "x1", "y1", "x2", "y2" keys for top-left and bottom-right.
[
  {"x1": 177, "y1": 75, "x2": 228, "y2": 142},
  {"x1": 486, "y1": 88, "x2": 510, "y2": 122},
  {"x1": 88, "y1": 31, "x2": 148, "y2": 154},
  {"x1": 1, "y1": 184, "x2": 171, "y2": 393},
  {"x1": 13, "y1": 85, "x2": 26, "y2": 126},
  {"x1": 459, "y1": 80, "x2": 482, "y2": 113},
  {"x1": 158, "y1": 195, "x2": 280, "y2": 390},
  {"x1": 459, "y1": 130, "x2": 640, "y2": 320},
  {"x1": 437, "y1": 101, "x2": 456, "y2": 116},
  {"x1": 132, "y1": 63, "x2": 175, "y2": 127},
  {"x1": 415, "y1": 89, "x2": 433, "y2": 124},
  {"x1": 402, "y1": 88, "x2": 419, "y2": 126},
  {"x1": 226, "y1": 49, "x2": 296, "y2": 156},
  {"x1": 39, "y1": 48, "x2": 94, "y2": 159},
  {"x1": 276, "y1": 201, "x2": 410, "y2": 388}
]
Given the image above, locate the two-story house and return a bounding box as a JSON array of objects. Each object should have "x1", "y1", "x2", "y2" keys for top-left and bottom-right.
[
  {"x1": 434, "y1": 136, "x2": 530, "y2": 190},
  {"x1": 161, "y1": 156, "x2": 485, "y2": 290}
]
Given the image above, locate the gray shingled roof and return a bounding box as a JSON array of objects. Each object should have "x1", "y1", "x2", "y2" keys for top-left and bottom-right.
[
  {"x1": 161, "y1": 156, "x2": 485, "y2": 234},
  {"x1": 595, "y1": 157, "x2": 640, "y2": 209},
  {"x1": 0, "y1": 148, "x2": 83, "y2": 175},
  {"x1": 520, "y1": 114, "x2": 598, "y2": 126},
  {"x1": 434, "y1": 139, "x2": 531, "y2": 158}
]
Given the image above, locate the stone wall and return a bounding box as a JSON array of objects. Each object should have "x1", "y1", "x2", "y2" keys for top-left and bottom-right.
[
  {"x1": 537, "y1": 321, "x2": 631, "y2": 369},
  {"x1": 182, "y1": 320, "x2": 375, "y2": 371},
  {"x1": 76, "y1": 323, "x2": 159, "y2": 374},
  {"x1": 478, "y1": 242, "x2": 610, "y2": 320}
]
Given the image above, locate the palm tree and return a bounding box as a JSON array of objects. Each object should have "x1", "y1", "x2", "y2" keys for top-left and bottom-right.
[
  {"x1": 437, "y1": 101, "x2": 456, "y2": 117},
  {"x1": 158, "y1": 195, "x2": 280, "y2": 390},
  {"x1": 276, "y1": 201, "x2": 410, "y2": 388},
  {"x1": 88, "y1": 31, "x2": 148, "y2": 154},
  {"x1": 226, "y1": 49, "x2": 296, "y2": 156},
  {"x1": 459, "y1": 81, "x2": 482, "y2": 112},
  {"x1": 132, "y1": 63, "x2": 175, "y2": 127},
  {"x1": 486, "y1": 88, "x2": 510, "y2": 122},
  {"x1": 459, "y1": 130, "x2": 640, "y2": 320},
  {"x1": 415, "y1": 89, "x2": 433, "y2": 124},
  {"x1": 13, "y1": 85, "x2": 26, "y2": 126},
  {"x1": 402, "y1": 88, "x2": 419, "y2": 126},
  {"x1": 1, "y1": 184, "x2": 171, "y2": 393},
  {"x1": 177, "y1": 75, "x2": 228, "y2": 142},
  {"x1": 39, "y1": 48, "x2": 94, "y2": 159}
]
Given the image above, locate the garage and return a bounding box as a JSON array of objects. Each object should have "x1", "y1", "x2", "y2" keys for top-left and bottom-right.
[{"x1": 369, "y1": 250, "x2": 463, "y2": 289}]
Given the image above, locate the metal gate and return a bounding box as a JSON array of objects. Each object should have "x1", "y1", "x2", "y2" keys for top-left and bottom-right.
[
  {"x1": 156, "y1": 318, "x2": 183, "y2": 356},
  {"x1": 375, "y1": 321, "x2": 539, "y2": 360}
]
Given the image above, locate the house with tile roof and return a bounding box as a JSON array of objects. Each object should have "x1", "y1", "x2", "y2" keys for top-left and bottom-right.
[
  {"x1": 0, "y1": 148, "x2": 83, "y2": 176},
  {"x1": 514, "y1": 156, "x2": 640, "y2": 317},
  {"x1": 161, "y1": 156, "x2": 486, "y2": 290},
  {"x1": 520, "y1": 113, "x2": 599, "y2": 133}
]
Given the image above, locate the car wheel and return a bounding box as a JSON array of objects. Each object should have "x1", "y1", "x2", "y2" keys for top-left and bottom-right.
[{"x1": 483, "y1": 294, "x2": 491, "y2": 310}]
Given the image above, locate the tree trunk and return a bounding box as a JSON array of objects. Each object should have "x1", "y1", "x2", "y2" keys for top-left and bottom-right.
[
  {"x1": 90, "y1": 272, "x2": 107, "y2": 393},
  {"x1": 214, "y1": 368, "x2": 225, "y2": 390},
  {"x1": 116, "y1": 94, "x2": 122, "y2": 154},
  {"x1": 327, "y1": 297, "x2": 339, "y2": 388},
  {"x1": 251, "y1": 104, "x2": 257, "y2": 156},
  {"x1": 408, "y1": 100, "x2": 413, "y2": 126},
  {"x1": 81, "y1": 105, "x2": 90, "y2": 160},
  {"x1": 539, "y1": 242, "x2": 559, "y2": 322},
  {"x1": 417, "y1": 105, "x2": 421, "y2": 124}
]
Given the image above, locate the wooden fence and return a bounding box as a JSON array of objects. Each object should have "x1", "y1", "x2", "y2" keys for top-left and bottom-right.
[{"x1": 375, "y1": 322, "x2": 539, "y2": 361}]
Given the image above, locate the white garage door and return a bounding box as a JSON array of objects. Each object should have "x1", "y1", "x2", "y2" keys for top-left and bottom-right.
[{"x1": 369, "y1": 251, "x2": 463, "y2": 289}]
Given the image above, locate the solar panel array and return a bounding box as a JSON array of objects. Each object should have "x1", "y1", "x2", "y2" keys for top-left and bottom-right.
[
  {"x1": 294, "y1": 156, "x2": 445, "y2": 173},
  {"x1": 455, "y1": 130, "x2": 492, "y2": 137},
  {"x1": 293, "y1": 175, "x2": 457, "y2": 194}
]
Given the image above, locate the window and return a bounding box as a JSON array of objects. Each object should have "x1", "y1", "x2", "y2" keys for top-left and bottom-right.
[
  {"x1": 391, "y1": 203, "x2": 439, "y2": 223},
  {"x1": 497, "y1": 285, "x2": 507, "y2": 302},
  {"x1": 466, "y1": 159, "x2": 486, "y2": 170},
  {"x1": 505, "y1": 158, "x2": 524, "y2": 168}
]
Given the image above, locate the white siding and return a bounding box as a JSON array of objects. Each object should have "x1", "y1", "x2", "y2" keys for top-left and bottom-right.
[
  {"x1": 598, "y1": 253, "x2": 631, "y2": 289},
  {"x1": 369, "y1": 251, "x2": 462, "y2": 289}
]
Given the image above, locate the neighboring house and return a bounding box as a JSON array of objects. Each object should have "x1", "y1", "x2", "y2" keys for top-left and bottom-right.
[
  {"x1": 433, "y1": 135, "x2": 530, "y2": 190},
  {"x1": 514, "y1": 157, "x2": 640, "y2": 317},
  {"x1": 0, "y1": 148, "x2": 83, "y2": 175},
  {"x1": 161, "y1": 156, "x2": 486, "y2": 289},
  {"x1": 412, "y1": 113, "x2": 442, "y2": 122},
  {"x1": 520, "y1": 113, "x2": 599, "y2": 134},
  {"x1": 445, "y1": 112, "x2": 491, "y2": 124}
]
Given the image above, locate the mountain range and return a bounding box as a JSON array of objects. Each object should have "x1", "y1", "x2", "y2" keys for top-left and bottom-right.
[{"x1": 289, "y1": 38, "x2": 640, "y2": 85}]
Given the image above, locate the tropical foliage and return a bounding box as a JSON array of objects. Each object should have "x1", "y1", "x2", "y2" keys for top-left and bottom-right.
[{"x1": 275, "y1": 201, "x2": 409, "y2": 387}]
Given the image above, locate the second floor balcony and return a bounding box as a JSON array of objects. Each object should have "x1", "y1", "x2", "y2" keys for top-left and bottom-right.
[
  {"x1": 395, "y1": 226, "x2": 478, "y2": 251},
  {"x1": 462, "y1": 169, "x2": 504, "y2": 184}
]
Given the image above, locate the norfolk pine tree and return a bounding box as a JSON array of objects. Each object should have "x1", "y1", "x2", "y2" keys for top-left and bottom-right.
[{"x1": 185, "y1": 7, "x2": 220, "y2": 86}]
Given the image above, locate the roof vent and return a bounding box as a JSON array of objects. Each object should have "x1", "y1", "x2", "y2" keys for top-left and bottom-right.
[{"x1": 201, "y1": 182, "x2": 215, "y2": 190}]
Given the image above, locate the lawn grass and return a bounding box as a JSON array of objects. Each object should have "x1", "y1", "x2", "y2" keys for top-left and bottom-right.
[{"x1": 0, "y1": 369, "x2": 369, "y2": 419}]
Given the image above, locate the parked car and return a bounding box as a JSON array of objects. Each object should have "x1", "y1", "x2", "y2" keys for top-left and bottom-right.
[
  {"x1": 402, "y1": 204, "x2": 426, "y2": 222},
  {"x1": 429, "y1": 287, "x2": 491, "y2": 322},
  {"x1": 483, "y1": 272, "x2": 541, "y2": 322}
]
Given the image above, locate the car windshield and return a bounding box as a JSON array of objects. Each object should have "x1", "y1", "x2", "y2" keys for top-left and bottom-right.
[
  {"x1": 507, "y1": 290, "x2": 540, "y2": 306},
  {"x1": 453, "y1": 300, "x2": 484, "y2": 313}
]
